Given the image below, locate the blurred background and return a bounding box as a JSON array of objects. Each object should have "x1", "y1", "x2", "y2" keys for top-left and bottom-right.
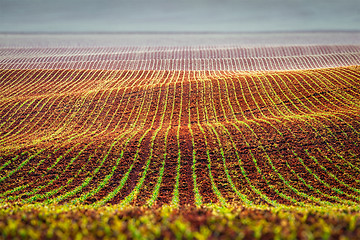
[{"x1": 0, "y1": 0, "x2": 359, "y2": 33}]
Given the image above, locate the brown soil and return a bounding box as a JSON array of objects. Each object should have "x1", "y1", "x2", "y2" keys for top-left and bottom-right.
[{"x1": 1, "y1": 66, "x2": 360, "y2": 207}]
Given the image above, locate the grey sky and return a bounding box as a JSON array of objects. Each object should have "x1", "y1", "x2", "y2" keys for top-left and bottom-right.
[{"x1": 0, "y1": 0, "x2": 359, "y2": 32}]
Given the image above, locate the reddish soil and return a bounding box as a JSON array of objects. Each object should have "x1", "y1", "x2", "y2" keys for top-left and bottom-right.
[{"x1": 1, "y1": 66, "x2": 360, "y2": 207}]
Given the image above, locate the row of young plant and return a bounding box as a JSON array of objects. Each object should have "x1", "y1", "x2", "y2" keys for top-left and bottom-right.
[
  {"x1": 0, "y1": 69, "x2": 172, "y2": 204},
  {"x1": 1, "y1": 67, "x2": 360, "y2": 207},
  {"x1": 1, "y1": 44, "x2": 359, "y2": 71},
  {"x1": 173, "y1": 66, "x2": 360, "y2": 207}
]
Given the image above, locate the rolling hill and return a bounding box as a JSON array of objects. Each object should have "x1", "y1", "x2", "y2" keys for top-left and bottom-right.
[{"x1": 1, "y1": 33, "x2": 360, "y2": 239}]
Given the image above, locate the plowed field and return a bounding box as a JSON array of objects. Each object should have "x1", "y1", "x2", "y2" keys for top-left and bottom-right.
[{"x1": 1, "y1": 33, "x2": 360, "y2": 239}]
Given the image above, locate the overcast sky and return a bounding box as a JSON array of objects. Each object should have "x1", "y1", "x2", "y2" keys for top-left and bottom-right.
[{"x1": 0, "y1": 0, "x2": 359, "y2": 33}]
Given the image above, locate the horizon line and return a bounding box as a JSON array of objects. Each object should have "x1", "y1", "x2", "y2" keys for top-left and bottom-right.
[{"x1": 1, "y1": 30, "x2": 360, "y2": 35}]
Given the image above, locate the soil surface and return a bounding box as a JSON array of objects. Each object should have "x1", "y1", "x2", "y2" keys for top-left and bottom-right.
[{"x1": 1, "y1": 66, "x2": 360, "y2": 208}]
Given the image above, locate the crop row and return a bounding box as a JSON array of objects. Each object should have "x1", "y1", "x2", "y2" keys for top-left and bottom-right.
[
  {"x1": 1, "y1": 45, "x2": 360, "y2": 71},
  {"x1": 0, "y1": 66, "x2": 360, "y2": 207}
]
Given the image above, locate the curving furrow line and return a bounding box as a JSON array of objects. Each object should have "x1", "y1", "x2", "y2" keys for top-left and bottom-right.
[
  {"x1": 213, "y1": 70, "x2": 321, "y2": 206},
  {"x1": 117, "y1": 70, "x2": 171, "y2": 206},
  {"x1": 219, "y1": 68, "x2": 360, "y2": 206},
  {"x1": 267, "y1": 70, "x2": 360, "y2": 186},
  {"x1": 91, "y1": 88, "x2": 162, "y2": 204},
  {"x1": 1, "y1": 70, "x2": 145, "y2": 202},
  {"x1": 1, "y1": 65, "x2": 360, "y2": 207},
  {"x1": 70, "y1": 69, "x2": 161, "y2": 205}
]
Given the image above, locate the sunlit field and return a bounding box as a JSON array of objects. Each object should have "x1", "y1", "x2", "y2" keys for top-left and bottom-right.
[{"x1": 1, "y1": 33, "x2": 360, "y2": 239}]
